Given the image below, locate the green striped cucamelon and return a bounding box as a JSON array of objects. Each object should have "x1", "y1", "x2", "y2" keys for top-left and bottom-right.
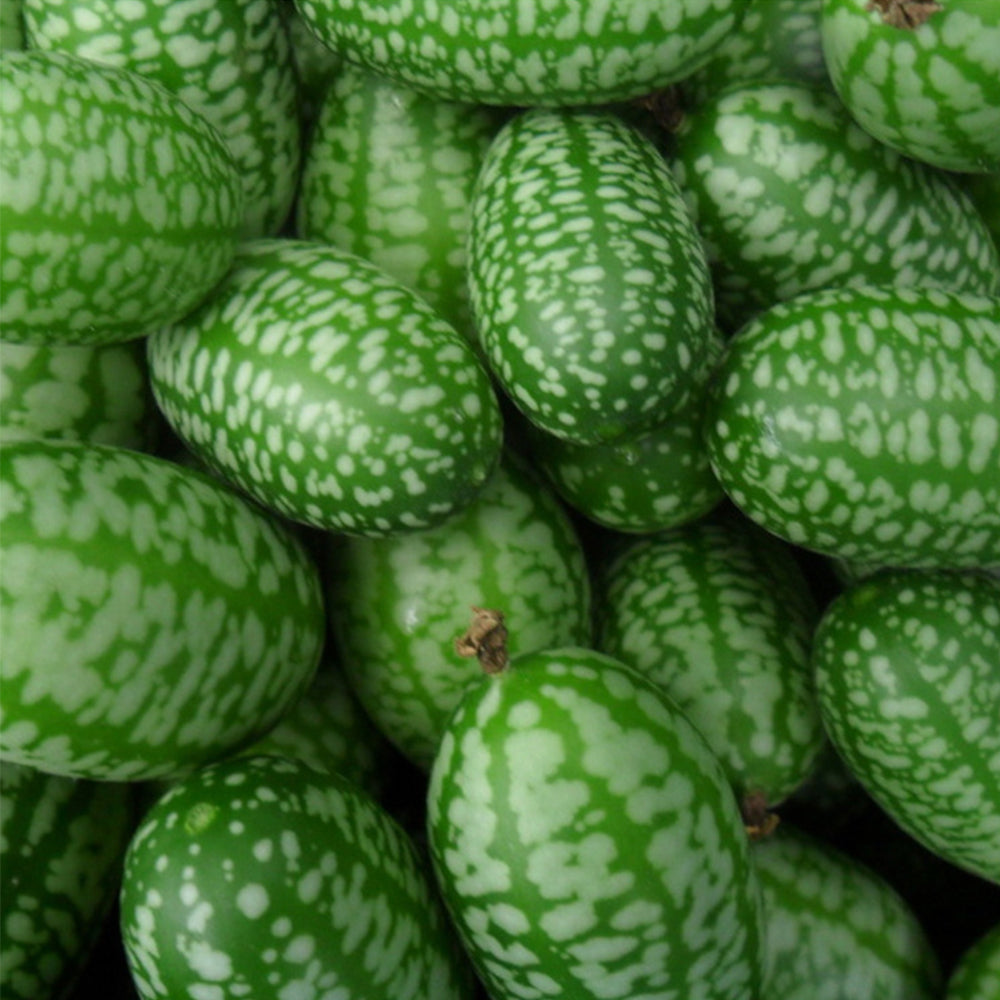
[
  {"x1": 671, "y1": 80, "x2": 1000, "y2": 329},
  {"x1": 821, "y1": 0, "x2": 1000, "y2": 173},
  {"x1": 706, "y1": 284, "x2": 1000, "y2": 569},
  {"x1": 753, "y1": 824, "x2": 941, "y2": 998},
  {"x1": 23, "y1": 0, "x2": 300, "y2": 238},
  {"x1": 813, "y1": 569, "x2": 1000, "y2": 884},
  {"x1": 595, "y1": 512, "x2": 824, "y2": 810},
  {"x1": 0, "y1": 762, "x2": 135, "y2": 1000},
  {"x1": 0, "y1": 339, "x2": 160, "y2": 451},
  {"x1": 292, "y1": 0, "x2": 745, "y2": 106},
  {"x1": 948, "y1": 923, "x2": 1000, "y2": 1000},
  {"x1": 0, "y1": 50, "x2": 243, "y2": 345},
  {"x1": 120, "y1": 755, "x2": 475, "y2": 999},
  {"x1": 469, "y1": 108, "x2": 715, "y2": 445},
  {"x1": 326, "y1": 453, "x2": 591, "y2": 770},
  {"x1": 1, "y1": 0, "x2": 23, "y2": 49},
  {"x1": 0, "y1": 438, "x2": 325, "y2": 781},
  {"x1": 427, "y1": 643, "x2": 765, "y2": 999},
  {"x1": 297, "y1": 64, "x2": 504, "y2": 343},
  {"x1": 147, "y1": 238, "x2": 503, "y2": 536}
]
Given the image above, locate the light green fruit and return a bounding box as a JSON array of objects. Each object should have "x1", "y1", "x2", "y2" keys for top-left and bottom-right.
[
  {"x1": 813, "y1": 569, "x2": 1000, "y2": 884},
  {"x1": 24, "y1": 0, "x2": 301, "y2": 237},
  {"x1": 0, "y1": 438, "x2": 325, "y2": 781},
  {"x1": 948, "y1": 923, "x2": 1000, "y2": 1000},
  {"x1": 428, "y1": 646, "x2": 765, "y2": 1000},
  {"x1": 821, "y1": 0, "x2": 1000, "y2": 173},
  {"x1": 0, "y1": 50, "x2": 242, "y2": 345}
]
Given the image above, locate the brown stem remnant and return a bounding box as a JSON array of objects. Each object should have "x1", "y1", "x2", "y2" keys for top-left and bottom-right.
[
  {"x1": 742, "y1": 791, "x2": 780, "y2": 841},
  {"x1": 634, "y1": 86, "x2": 686, "y2": 134},
  {"x1": 455, "y1": 607, "x2": 509, "y2": 675},
  {"x1": 866, "y1": 0, "x2": 943, "y2": 30}
]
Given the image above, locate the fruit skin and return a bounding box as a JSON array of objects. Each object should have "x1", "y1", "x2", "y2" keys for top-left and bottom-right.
[
  {"x1": 753, "y1": 824, "x2": 941, "y2": 998},
  {"x1": 0, "y1": 50, "x2": 242, "y2": 345},
  {"x1": 821, "y1": 0, "x2": 1000, "y2": 173},
  {"x1": 706, "y1": 284, "x2": 1000, "y2": 569},
  {"x1": 948, "y1": 923, "x2": 1000, "y2": 1000},
  {"x1": 23, "y1": 0, "x2": 300, "y2": 237},
  {"x1": 297, "y1": 64, "x2": 504, "y2": 343},
  {"x1": 0, "y1": 762, "x2": 135, "y2": 1000},
  {"x1": 292, "y1": 0, "x2": 745, "y2": 106},
  {"x1": 0, "y1": 438, "x2": 325, "y2": 781},
  {"x1": 0, "y1": 340, "x2": 160, "y2": 451},
  {"x1": 147, "y1": 238, "x2": 503, "y2": 536},
  {"x1": 327, "y1": 454, "x2": 592, "y2": 770},
  {"x1": 671, "y1": 80, "x2": 1000, "y2": 330},
  {"x1": 595, "y1": 513, "x2": 824, "y2": 808},
  {"x1": 469, "y1": 108, "x2": 715, "y2": 445},
  {"x1": 427, "y1": 646, "x2": 765, "y2": 1000},
  {"x1": 812, "y1": 569, "x2": 1000, "y2": 884},
  {"x1": 120, "y1": 755, "x2": 474, "y2": 1000}
]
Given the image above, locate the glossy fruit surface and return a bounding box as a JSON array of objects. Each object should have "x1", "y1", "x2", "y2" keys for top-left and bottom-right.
[
  {"x1": 120, "y1": 755, "x2": 474, "y2": 999},
  {"x1": 427, "y1": 646, "x2": 765, "y2": 999},
  {"x1": 706, "y1": 284, "x2": 1000, "y2": 568},
  {"x1": 813, "y1": 569, "x2": 1000, "y2": 884},
  {"x1": 0, "y1": 438, "x2": 325, "y2": 781},
  {"x1": 147, "y1": 239, "x2": 503, "y2": 536},
  {"x1": 0, "y1": 50, "x2": 242, "y2": 344}
]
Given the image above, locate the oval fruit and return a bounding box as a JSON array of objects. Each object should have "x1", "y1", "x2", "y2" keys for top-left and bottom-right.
[
  {"x1": 327, "y1": 454, "x2": 591, "y2": 770},
  {"x1": 427, "y1": 644, "x2": 765, "y2": 999},
  {"x1": 23, "y1": 0, "x2": 300, "y2": 237},
  {"x1": 821, "y1": 0, "x2": 1000, "y2": 173},
  {"x1": 813, "y1": 569, "x2": 1000, "y2": 884},
  {"x1": 0, "y1": 50, "x2": 242, "y2": 344},
  {"x1": 0, "y1": 762, "x2": 134, "y2": 1000},
  {"x1": 120, "y1": 755, "x2": 474, "y2": 999},
  {"x1": 706, "y1": 284, "x2": 1000, "y2": 568},
  {"x1": 147, "y1": 238, "x2": 503, "y2": 536},
  {"x1": 292, "y1": 0, "x2": 745, "y2": 106},
  {"x1": 469, "y1": 108, "x2": 715, "y2": 444},
  {"x1": 671, "y1": 80, "x2": 1000, "y2": 329},
  {"x1": 0, "y1": 438, "x2": 325, "y2": 781},
  {"x1": 0, "y1": 339, "x2": 159, "y2": 450},
  {"x1": 754, "y1": 824, "x2": 941, "y2": 998},
  {"x1": 595, "y1": 513, "x2": 824, "y2": 809}
]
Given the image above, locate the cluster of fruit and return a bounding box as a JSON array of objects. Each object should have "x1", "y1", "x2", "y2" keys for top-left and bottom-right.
[{"x1": 1, "y1": 1, "x2": 998, "y2": 998}]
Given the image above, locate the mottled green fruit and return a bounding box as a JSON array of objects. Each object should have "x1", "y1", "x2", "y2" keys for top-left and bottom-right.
[
  {"x1": 706, "y1": 284, "x2": 1000, "y2": 568},
  {"x1": 147, "y1": 239, "x2": 502, "y2": 536},
  {"x1": 25, "y1": 0, "x2": 301, "y2": 237},
  {"x1": 293, "y1": 0, "x2": 745, "y2": 106},
  {"x1": 672, "y1": 81, "x2": 1000, "y2": 329},
  {"x1": 0, "y1": 339, "x2": 159, "y2": 450},
  {"x1": 681, "y1": 0, "x2": 833, "y2": 109},
  {"x1": 0, "y1": 762, "x2": 134, "y2": 1000},
  {"x1": 297, "y1": 64, "x2": 503, "y2": 342},
  {"x1": 327, "y1": 455, "x2": 591, "y2": 770},
  {"x1": 0, "y1": 438, "x2": 325, "y2": 781},
  {"x1": 1, "y1": 0, "x2": 23, "y2": 49},
  {"x1": 948, "y1": 923, "x2": 1000, "y2": 1000},
  {"x1": 596, "y1": 513, "x2": 823, "y2": 807},
  {"x1": 282, "y1": 1, "x2": 341, "y2": 132},
  {"x1": 822, "y1": 0, "x2": 1000, "y2": 173},
  {"x1": 813, "y1": 569, "x2": 1000, "y2": 884},
  {"x1": 428, "y1": 646, "x2": 765, "y2": 1000},
  {"x1": 754, "y1": 824, "x2": 941, "y2": 999},
  {"x1": 0, "y1": 50, "x2": 242, "y2": 345},
  {"x1": 470, "y1": 108, "x2": 715, "y2": 445},
  {"x1": 120, "y1": 755, "x2": 474, "y2": 1000}
]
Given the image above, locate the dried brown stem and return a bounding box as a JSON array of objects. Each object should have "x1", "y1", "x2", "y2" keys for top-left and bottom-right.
[
  {"x1": 455, "y1": 607, "x2": 509, "y2": 675},
  {"x1": 866, "y1": 0, "x2": 943, "y2": 30}
]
